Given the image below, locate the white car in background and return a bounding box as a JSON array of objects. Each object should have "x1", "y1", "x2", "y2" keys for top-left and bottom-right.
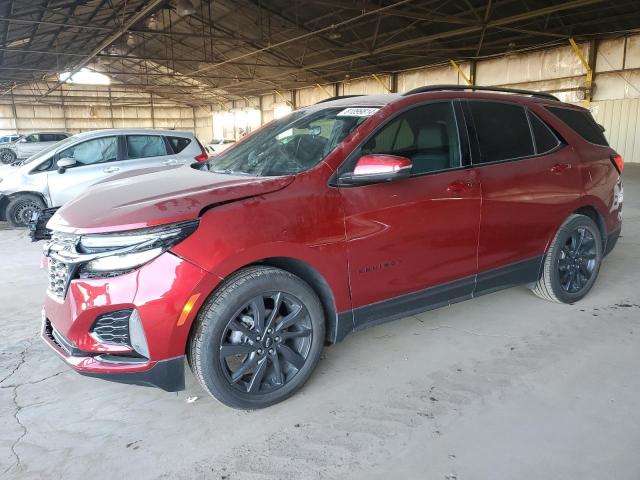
[
  {"x1": 205, "y1": 138, "x2": 235, "y2": 156},
  {"x1": 0, "y1": 132, "x2": 71, "y2": 164},
  {"x1": 0, "y1": 128, "x2": 208, "y2": 226},
  {"x1": 0, "y1": 134, "x2": 21, "y2": 145}
]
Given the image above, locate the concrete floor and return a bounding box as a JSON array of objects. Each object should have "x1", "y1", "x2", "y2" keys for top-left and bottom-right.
[{"x1": 1, "y1": 166, "x2": 639, "y2": 480}]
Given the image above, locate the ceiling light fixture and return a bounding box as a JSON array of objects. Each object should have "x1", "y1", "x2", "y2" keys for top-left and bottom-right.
[
  {"x1": 175, "y1": 0, "x2": 196, "y2": 16},
  {"x1": 147, "y1": 14, "x2": 158, "y2": 30},
  {"x1": 59, "y1": 68, "x2": 111, "y2": 85},
  {"x1": 126, "y1": 32, "x2": 136, "y2": 48}
]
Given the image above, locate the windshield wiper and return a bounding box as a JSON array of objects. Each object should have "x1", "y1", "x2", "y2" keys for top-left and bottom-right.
[{"x1": 212, "y1": 168, "x2": 252, "y2": 176}]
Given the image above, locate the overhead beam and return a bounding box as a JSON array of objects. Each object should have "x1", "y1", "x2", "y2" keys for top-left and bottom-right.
[
  {"x1": 221, "y1": 0, "x2": 605, "y2": 91},
  {"x1": 40, "y1": 0, "x2": 165, "y2": 98}
]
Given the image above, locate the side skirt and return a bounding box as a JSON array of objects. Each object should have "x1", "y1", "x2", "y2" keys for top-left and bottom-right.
[{"x1": 333, "y1": 255, "x2": 543, "y2": 342}]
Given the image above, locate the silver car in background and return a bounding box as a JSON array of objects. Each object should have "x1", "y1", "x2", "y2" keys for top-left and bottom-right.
[
  {"x1": 0, "y1": 132, "x2": 71, "y2": 164},
  {"x1": 0, "y1": 128, "x2": 208, "y2": 226}
]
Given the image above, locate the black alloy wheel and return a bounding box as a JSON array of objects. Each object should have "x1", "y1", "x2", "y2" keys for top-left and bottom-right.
[
  {"x1": 189, "y1": 266, "x2": 325, "y2": 409},
  {"x1": 220, "y1": 292, "x2": 313, "y2": 394},
  {"x1": 532, "y1": 214, "x2": 603, "y2": 303},
  {"x1": 557, "y1": 226, "x2": 598, "y2": 293}
]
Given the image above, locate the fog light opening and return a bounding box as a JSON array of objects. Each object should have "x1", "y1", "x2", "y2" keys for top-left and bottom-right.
[{"x1": 129, "y1": 310, "x2": 150, "y2": 358}]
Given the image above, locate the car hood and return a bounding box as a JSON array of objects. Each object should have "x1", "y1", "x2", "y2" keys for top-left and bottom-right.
[{"x1": 48, "y1": 165, "x2": 294, "y2": 234}]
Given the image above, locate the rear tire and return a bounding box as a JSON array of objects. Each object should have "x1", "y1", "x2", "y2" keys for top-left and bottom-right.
[
  {"x1": 189, "y1": 266, "x2": 325, "y2": 409},
  {"x1": 532, "y1": 214, "x2": 603, "y2": 303},
  {"x1": 5, "y1": 194, "x2": 45, "y2": 228},
  {"x1": 0, "y1": 149, "x2": 16, "y2": 164}
]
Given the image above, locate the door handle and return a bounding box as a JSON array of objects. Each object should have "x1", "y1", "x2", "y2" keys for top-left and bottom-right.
[
  {"x1": 447, "y1": 180, "x2": 474, "y2": 193},
  {"x1": 103, "y1": 167, "x2": 120, "y2": 173},
  {"x1": 551, "y1": 163, "x2": 571, "y2": 173},
  {"x1": 161, "y1": 159, "x2": 178, "y2": 166}
]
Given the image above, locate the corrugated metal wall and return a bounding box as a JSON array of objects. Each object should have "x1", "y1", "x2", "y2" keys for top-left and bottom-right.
[{"x1": 592, "y1": 98, "x2": 640, "y2": 162}]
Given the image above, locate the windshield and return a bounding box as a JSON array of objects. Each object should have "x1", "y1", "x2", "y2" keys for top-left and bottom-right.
[
  {"x1": 20, "y1": 136, "x2": 77, "y2": 165},
  {"x1": 208, "y1": 107, "x2": 375, "y2": 176}
]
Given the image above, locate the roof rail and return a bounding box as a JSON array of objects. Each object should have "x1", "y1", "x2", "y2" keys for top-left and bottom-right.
[
  {"x1": 401, "y1": 84, "x2": 560, "y2": 101},
  {"x1": 315, "y1": 95, "x2": 364, "y2": 104}
]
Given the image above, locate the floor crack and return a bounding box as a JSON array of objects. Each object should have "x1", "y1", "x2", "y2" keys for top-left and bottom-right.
[
  {"x1": 2, "y1": 384, "x2": 27, "y2": 476},
  {"x1": 0, "y1": 337, "x2": 36, "y2": 386}
]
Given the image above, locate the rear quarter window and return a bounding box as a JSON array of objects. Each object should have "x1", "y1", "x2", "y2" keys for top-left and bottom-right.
[
  {"x1": 546, "y1": 106, "x2": 608, "y2": 146},
  {"x1": 528, "y1": 112, "x2": 561, "y2": 154},
  {"x1": 167, "y1": 136, "x2": 191, "y2": 153}
]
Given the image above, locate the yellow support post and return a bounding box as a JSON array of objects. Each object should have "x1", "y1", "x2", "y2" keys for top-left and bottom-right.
[
  {"x1": 449, "y1": 59, "x2": 473, "y2": 86},
  {"x1": 372, "y1": 74, "x2": 392, "y2": 93},
  {"x1": 569, "y1": 37, "x2": 593, "y2": 107}
]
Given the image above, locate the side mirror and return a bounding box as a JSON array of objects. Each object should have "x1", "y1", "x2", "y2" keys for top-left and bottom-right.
[
  {"x1": 18, "y1": 138, "x2": 26, "y2": 143},
  {"x1": 57, "y1": 157, "x2": 76, "y2": 174},
  {"x1": 339, "y1": 154, "x2": 412, "y2": 185}
]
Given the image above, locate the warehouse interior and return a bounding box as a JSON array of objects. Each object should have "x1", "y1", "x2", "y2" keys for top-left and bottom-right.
[
  {"x1": 1, "y1": 1, "x2": 640, "y2": 160},
  {"x1": 1, "y1": 1, "x2": 640, "y2": 479}
]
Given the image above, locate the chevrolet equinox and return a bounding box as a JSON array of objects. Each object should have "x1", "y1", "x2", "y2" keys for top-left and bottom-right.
[{"x1": 38, "y1": 85, "x2": 624, "y2": 409}]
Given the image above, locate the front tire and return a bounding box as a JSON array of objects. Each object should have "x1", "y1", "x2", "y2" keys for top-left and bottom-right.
[
  {"x1": 189, "y1": 266, "x2": 325, "y2": 409},
  {"x1": 0, "y1": 149, "x2": 16, "y2": 164},
  {"x1": 5, "y1": 194, "x2": 45, "y2": 228},
  {"x1": 532, "y1": 214, "x2": 603, "y2": 303}
]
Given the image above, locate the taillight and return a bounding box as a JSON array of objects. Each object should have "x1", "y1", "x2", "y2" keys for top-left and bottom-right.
[
  {"x1": 194, "y1": 151, "x2": 208, "y2": 162},
  {"x1": 611, "y1": 154, "x2": 624, "y2": 174},
  {"x1": 194, "y1": 140, "x2": 209, "y2": 162}
]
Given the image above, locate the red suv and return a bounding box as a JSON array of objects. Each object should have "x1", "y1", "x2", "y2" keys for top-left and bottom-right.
[{"x1": 39, "y1": 85, "x2": 623, "y2": 408}]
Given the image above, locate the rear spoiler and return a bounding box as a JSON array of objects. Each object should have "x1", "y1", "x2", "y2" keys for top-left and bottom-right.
[{"x1": 29, "y1": 207, "x2": 58, "y2": 242}]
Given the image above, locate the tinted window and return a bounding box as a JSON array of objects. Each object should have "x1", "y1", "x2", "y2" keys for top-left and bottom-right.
[
  {"x1": 24, "y1": 134, "x2": 39, "y2": 143},
  {"x1": 360, "y1": 102, "x2": 460, "y2": 175},
  {"x1": 55, "y1": 134, "x2": 69, "y2": 141},
  {"x1": 59, "y1": 136, "x2": 118, "y2": 166},
  {"x1": 40, "y1": 134, "x2": 60, "y2": 142},
  {"x1": 546, "y1": 106, "x2": 608, "y2": 146},
  {"x1": 167, "y1": 136, "x2": 191, "y2": 153},
  {"x1": 126, "y1": 135, "x2": 167, "y2": 159},
  {"x1": 529, "y1": 112, "x2": 560, "y2": 154},
  {"x1": 469, "y1": 101, "x2": 534, "y2": 163}
]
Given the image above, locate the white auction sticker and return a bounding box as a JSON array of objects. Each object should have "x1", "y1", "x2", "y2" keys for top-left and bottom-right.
[{"x1": 336, "y1": 107, "x2": 380, "y2": 117}]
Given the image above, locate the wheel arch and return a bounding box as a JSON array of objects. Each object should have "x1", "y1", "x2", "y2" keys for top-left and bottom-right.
[
  {"x1": 253, "y1": 256, "x2": 343, "y2": 344},
  {"x1": 572, "y1": 205, "x2": 607, "y2": 246}
]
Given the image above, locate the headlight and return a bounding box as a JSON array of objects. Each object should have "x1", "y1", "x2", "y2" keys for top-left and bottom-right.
[{"x1": 75, "y1": 220, "x2": 198, "y2": 277}]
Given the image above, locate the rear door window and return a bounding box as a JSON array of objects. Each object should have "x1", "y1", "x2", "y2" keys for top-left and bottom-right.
[
  {"x1": 528, "y1": 112, "x2": 561, "y2": 154},
  {"x1": 126, "y1": 135, "x2": 167, "y2": 159},
  {"x1": 545, "y1": 106, "x2": 608, "y2": 146},
  {"x1": 468, "y1": 101, "x2": 534, "y2": 163},
  {"x1": 167, "y1": 136, "x2": 191, "y2": 153}
]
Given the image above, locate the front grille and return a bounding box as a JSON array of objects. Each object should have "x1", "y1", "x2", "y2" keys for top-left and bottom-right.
[
  {"x1": 47, "y1": 257, "x2": 72, "y2": 298},
  {"x1": 90, "y1": 310, "x2": 132, "y2": 346}
]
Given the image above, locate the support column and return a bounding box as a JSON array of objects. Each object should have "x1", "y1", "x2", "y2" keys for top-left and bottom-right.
[
  {"x1": 569, "y1": 37, "x2": 593, "y2": 107},
  {"x1": 150, "y1": 92, "x2": 156, "y2": 129},
  {"x1": 10, "y1": 89, "x2": 18, "y2": 133}
]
